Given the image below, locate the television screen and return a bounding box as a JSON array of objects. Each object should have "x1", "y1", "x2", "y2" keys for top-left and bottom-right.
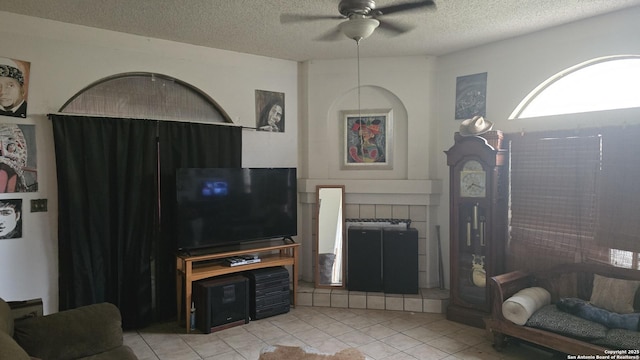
[{"x1": 176, "y1": 168, "x2": 297, "y2": 251}]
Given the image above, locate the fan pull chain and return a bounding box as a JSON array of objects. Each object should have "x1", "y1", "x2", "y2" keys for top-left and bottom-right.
[
  {"x1": 357, "y1": 39, "x2": 361, "y2": 120},
  {"x1": 356, "y1": 39, "x2": 365, "y2": 158}
]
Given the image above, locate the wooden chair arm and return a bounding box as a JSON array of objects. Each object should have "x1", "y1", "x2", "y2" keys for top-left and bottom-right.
[{"x1": 489, "y1": 270, "x2": 533, "y2": 321}]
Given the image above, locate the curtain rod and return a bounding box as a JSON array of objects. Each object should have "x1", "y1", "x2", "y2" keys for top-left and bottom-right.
[{"x1": 46, "y1": 112, "x2": 257, "y2": 130}]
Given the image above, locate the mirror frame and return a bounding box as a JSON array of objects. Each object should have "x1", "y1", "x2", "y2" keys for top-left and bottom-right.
[{"x1": 314, "y1": 185, "x2": 346, "y2": 289}]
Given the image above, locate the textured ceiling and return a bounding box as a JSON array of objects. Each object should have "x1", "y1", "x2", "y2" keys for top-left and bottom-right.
[{"x1": 1, "y1": 0, "x2": 639, "y2": 61}]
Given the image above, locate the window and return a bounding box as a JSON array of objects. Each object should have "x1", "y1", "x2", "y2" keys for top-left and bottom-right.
[
  {"x1": 511, "y1": 56, "x2": 640, "y2": 119},
  {"x1": 506, "y1": 131, "x2": 607, "y2": 271},
  {"x1": 506, "y1": 126, "x2": 640, "y2": 271},
  {"x1": 610, "y1": 249, "x2": 639, "y2": 269},
  {"x1": 507, "y1": 56, "x2": 640, "y2": 271},
  {"x1": 60, "y1": 72, "x2": 231, "y2": 123}
]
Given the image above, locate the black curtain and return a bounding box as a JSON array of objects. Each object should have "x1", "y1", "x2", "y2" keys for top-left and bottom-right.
[
  {"x1": 52, "y1": 115, "x2": 157, "y2": 328},
  {"x1": 155, "y1": 121, "x2": 241, "y2": 321},
  {"x1": 52, "y1": 115, "x2": 242, "y2": 328}
]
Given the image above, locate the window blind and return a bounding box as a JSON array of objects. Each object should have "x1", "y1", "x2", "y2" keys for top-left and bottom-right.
[
  {"x1": 596, "y1": 126, "x2": 640, "y2": 254},
  {"x1": 506, "y1": 130, "x2": 609, "y2": 271}
]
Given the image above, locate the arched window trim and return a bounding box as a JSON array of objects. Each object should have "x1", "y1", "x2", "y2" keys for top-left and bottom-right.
[
  {"x1": 509, "y1": 55, "x2": 640, "y2": 120},
  {"x1": 59, "y1": 72, "x2": 234, "y2": 124}
]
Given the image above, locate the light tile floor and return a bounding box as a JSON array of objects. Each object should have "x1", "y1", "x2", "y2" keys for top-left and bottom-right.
[{"x1": 124, "y1": 306, "x2": 560, "y2": 360}]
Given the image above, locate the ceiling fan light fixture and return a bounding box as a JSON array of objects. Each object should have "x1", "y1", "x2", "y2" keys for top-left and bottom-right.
[{"x1": 339, "y1": 17, "x2": 380, "y2": 42}]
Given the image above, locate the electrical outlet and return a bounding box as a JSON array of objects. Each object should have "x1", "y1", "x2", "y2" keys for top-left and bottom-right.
[{"x1": 31, "y1": 199, "x2": 48, "y2": 212}]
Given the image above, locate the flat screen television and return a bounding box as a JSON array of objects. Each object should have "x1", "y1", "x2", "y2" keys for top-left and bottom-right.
[{"x1": 176, "y1": 167, "x2": 297, "y2": 252}]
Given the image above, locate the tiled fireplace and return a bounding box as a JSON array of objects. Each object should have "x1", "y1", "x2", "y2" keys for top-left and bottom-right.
[{"x1": 297, "y1": 179, "x2": 448, "y2": 313}]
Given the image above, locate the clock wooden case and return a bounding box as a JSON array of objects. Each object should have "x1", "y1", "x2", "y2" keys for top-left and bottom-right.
[{"x1": 444, "y1": 131, "x2": 508, "y2": 328}]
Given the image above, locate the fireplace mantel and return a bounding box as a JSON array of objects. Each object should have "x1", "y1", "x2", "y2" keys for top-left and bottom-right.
[{"x1": 298, "y1": 179, "x2": 442, "y2": 205}]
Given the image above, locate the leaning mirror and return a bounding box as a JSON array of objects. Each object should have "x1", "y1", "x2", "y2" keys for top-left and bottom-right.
[{"x1": 315, "y1": 185, "x2": 345, "y2": 288}]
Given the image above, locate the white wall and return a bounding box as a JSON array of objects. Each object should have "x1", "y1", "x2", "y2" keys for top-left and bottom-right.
[
  {"x1": 0, "y1": 11, "x2": 298, "y2": 314},
  {"x1": 303, "y1": 56, "x2": 437, "y2": 181},
  {"x1": 299, "y1": 56, "x2": 442, "y2": 287},
  {"x1": 434, "y1": 7, "x2": 640, "y2": 288}
]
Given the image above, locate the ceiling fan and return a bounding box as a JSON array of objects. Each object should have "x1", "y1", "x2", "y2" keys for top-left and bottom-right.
[
  {"x1": 281, "y1": 1, "x2": 436, "y2": 125},
  {"x1": 281, "y1": 0, "x2": 437, "y2": 42}
]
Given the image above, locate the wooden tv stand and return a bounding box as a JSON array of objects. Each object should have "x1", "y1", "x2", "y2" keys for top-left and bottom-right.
[{"x1": 175, "y1": 238, "x2": 300, "y2": 333}]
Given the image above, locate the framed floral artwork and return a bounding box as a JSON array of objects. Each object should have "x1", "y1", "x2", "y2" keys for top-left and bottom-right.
[{"x1": 341, "y1": 109, "x2": 393, "y2": 170}]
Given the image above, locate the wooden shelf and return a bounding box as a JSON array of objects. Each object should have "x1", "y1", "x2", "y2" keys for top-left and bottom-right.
[
  {"x1": 190, "y1": 253, "x2": 294, "y2": 281},
  {"x1": 176, "y1": 239, "x2": 299, "y2": 333}
]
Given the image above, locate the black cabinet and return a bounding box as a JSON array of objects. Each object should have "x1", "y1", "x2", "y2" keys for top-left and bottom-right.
[
  {"x1": 347, "y1": 226, "x2": 418, "y2": 294},
  {"x1": 347, "y1": 226, "x2": 383, "y2": 292},
  {"x1": 383, "y1": 228, "x2": 419, "y2": 294}
]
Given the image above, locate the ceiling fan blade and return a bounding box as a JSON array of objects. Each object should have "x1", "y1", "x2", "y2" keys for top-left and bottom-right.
[
  {"x1": 280, "y1": 13, "x2": 344, "y2": 24},
  {"x1": 315, "y1": 27, "x2": 345, "y2": 42},
  {"x1": 377, "y1": 19, "x2": 414, "y2": 35},
  {"x1": 373, "y1": 0, "x2": 436, "y2": 16}
]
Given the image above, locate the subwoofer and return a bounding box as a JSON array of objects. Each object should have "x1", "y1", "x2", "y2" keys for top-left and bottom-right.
[{"x1": 194, "y1": 275, "x2": 249, "y2": 334}]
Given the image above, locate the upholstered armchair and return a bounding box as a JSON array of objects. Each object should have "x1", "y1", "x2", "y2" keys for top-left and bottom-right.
[{"x1": 1, "y1": 297, "x2": 137, "y2": 360}]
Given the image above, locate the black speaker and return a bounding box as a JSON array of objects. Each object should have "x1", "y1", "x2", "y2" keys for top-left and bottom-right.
[
  {"x1": 347, "y1": 226, "x2": 383, "y2": 292},
  {"x1": 383, "y1": 228, "x2": 419, "y2": 294},
  {"x1": 194, "y1": 275, "x2": 249, "y2": 334}
]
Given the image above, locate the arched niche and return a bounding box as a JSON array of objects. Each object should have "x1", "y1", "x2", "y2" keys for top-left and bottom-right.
[
  {"x1": 326, "y1": 85, "x2": 409, "y2": 179},
  {"x1": 59, "y1": 72, "x2": 232, "y2": 123}
]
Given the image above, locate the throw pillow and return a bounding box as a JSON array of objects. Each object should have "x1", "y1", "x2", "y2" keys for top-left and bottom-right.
[
  {"x1": 502, "y1": 287, "x2": 551, "y2": 325},
  {"x1": 590, "y1": 275, "x2": 640, "y2": 314}
]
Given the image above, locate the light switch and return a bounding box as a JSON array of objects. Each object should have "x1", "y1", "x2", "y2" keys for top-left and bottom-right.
[{"x1": 31, "y1": 199, "x2": 48, "y2": 212}]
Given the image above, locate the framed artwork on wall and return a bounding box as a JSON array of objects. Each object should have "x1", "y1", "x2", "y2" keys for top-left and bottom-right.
[
  {"x1": 255, "y1": 90, "x2": 285, "y2": 132},
  {"x1": 342, "y1": 109, "x2": 393, "y2": 170},
  {"x1": 0, "y1": 123, "x2": 37, "y2": 192},
  {"x1": 455, "y1": 72, "x2": 487, "y2": 120},
  {"x1": 0, "y1": 198, "x2": 22, "y2": 239},
  {"x1": 0, "y1": 57, "x2": 30, "y2": 118}
]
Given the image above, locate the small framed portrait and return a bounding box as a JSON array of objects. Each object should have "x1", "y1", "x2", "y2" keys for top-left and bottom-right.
[
  {"x1": 255, "y1": 90, "x2": 285, "y2": 133},
  {"x1": 0, "y1": 198, "x2": 22, "y2": 239},
  {"x1": 0, "y1": 123, "x2": 37, "y2": 192},
  {"x1": 342, "y1": 109, "x2": 393, "y2": 170},
  {"x1": 455, "y1": 72, "x2": 487, "y2": 120},
  {"x1": 0, "y1": 57, "x2": 30, "y2": 118}
]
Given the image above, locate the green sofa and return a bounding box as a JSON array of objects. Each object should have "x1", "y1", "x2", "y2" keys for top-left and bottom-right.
[{"x1": 0, "y1": 297, "x2": 137, "y2": 360}]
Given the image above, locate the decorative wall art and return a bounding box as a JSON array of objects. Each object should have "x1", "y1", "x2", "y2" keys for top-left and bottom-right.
[
  {"x1": 0, "y1": 57, "x2": 30, "y2": 118},
  {"x1": 0, "y1": 198, "x2": 22, "y2": 239},
  {"x1": 342, "y1": 109, "x2": 393, "y2": 170},
  {"x1": 0, "y1": 123, "x2": 37, "y2": 192},
  {"x1": 455, "y1": 72, "x2": 487, "y2": 120},
  {"x1": 255, "y1": 90, "x2": 285, "y2": 132}
]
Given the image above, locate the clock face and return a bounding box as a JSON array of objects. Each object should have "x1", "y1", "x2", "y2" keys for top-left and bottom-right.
[
  {"x1": 460, "y1": 170, "x2": 486, "y2": 197},
  {"x1": 462, "y1": 160, "x2": 483, "y2": 171}
]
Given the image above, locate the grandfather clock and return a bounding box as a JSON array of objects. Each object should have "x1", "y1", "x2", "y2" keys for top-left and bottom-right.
[{"x1": 445, "y1": 131, "x2": 508, "y2": 328}]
